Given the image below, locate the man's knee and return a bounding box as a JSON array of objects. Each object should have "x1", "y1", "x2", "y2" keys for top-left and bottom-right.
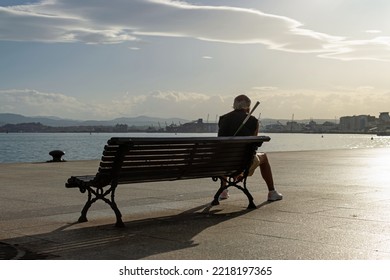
[{"x1": 257, "y1": 152, "x2": 268, "y2": 165}]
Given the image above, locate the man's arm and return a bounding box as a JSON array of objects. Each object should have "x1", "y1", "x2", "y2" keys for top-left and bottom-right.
[{"x1": 254, "y1": 121, "x2": 259, "y2": 136}]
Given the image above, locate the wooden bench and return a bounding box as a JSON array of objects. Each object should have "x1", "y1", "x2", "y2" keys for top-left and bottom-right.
[{"x1": 65, "y1": 136, "x2": 270, "y2": 227}]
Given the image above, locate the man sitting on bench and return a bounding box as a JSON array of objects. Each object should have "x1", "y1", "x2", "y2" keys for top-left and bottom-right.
[{"x1": 218, "y1": 94, "x2": 283, "y2": 202}]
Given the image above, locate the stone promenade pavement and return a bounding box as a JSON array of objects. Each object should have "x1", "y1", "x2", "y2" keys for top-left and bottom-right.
[{"x1": 1, "y1": 148, "x2": 390, "y2": 260}]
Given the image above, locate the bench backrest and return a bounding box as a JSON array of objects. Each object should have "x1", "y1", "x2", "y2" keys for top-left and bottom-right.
[{"x1": 95, "y1": 136, "x2": 270, "y2": 185}]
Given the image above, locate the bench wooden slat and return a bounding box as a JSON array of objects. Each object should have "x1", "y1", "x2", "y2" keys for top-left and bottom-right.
[
  {"x1": 102, "y1": 143, "x2": 246, "y2": 156},
  {"x1": 99, "y1": 154, "x2": 248, "y2": 170}
]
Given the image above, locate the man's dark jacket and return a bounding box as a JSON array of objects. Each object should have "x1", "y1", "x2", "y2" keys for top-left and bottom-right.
[{"x1": 218, "y1": 109, "x2": 258, "y2": 137}]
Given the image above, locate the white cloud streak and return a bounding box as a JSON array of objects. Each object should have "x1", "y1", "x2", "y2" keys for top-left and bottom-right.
[{"x1": 0, "y1": 0, "x2": 389, "y2": 61}]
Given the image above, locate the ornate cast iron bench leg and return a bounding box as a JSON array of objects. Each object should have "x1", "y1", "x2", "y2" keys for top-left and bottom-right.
[
  {"x1": 78, "y1": 184, "x2": 125, "y2": 227},
  {"x1": 211, "y1": 176, "x2": 256, "y2": 209}
]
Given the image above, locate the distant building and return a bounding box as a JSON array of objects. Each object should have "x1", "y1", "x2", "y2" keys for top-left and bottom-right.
[
  {"x1": 378, "y1": 112, "x2": 390, "y2": 133},
  {"x1": 114, "y1": 124, "x2": 128, "y2": 132},
  {"x1": 379, "y1": 112, "x2": 390, "y2": 123},
  {"x1": 264, "y1": 122, "x2": 286, "y2": 132},
  {"x1": 307, "y1": 120, "x2": 318, "y2": 131},
  {"x1": 321, "y1": 121, "x2": 338, "y2": 132},
  {"x1": 166, "y1": 119, "x2": 218, "y2": 133},
  {"x1": 339, "y1": 115, "x2": 376, "y2": 132},
  {"x1": 286, "y1": 121, "x2": 303, "y2": 132}
]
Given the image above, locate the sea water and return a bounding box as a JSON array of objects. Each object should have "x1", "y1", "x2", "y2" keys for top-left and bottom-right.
[{"x1": 0, "y1": 132, "x2": 389, "y2": 163}]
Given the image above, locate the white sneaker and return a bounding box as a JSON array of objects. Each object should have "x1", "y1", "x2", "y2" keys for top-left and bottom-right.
[
  {"x1": 219, "y1": 189, "x2": 229, "y2": 200},
  {"x1": 268, "y1": 190, "x2": 283, "y2": 201}
]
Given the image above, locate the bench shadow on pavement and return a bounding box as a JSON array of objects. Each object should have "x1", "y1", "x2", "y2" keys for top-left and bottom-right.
[{"x1": 1, "y1": 202, "x2": 267, "y2": 260}]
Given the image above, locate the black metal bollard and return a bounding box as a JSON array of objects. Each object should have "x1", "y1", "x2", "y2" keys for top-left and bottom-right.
[{"x1": 48, "y1": 150, "x2": 65, "y2": 162}]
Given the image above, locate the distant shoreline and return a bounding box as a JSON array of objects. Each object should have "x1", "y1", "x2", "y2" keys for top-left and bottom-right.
[{"x1": 0, "y1": 131, "x2": 380, "y2": 135}]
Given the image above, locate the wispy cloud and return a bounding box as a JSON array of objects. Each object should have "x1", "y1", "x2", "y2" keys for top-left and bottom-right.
[
  {"x1": 0, "y1": 89, "x2": 93, "y2": 118},
  {"x1": 249, "y1": 87, "x2": 390, "y2": 119},
  {"x1": 0, "y1": 89, "x2": 227, "y2": 120},
  {"x1": 1, "y1": 0, "x2": 389, "y2": 61},
  {"x1": 111, "y1": 91, "x2": 226, "y2": 120},
  {"x1": 320, "y1": 37, "x2": 390, "y2": 61},
  {"x1": 2, "y1": 87, "x2": 390, "y2": 120}
]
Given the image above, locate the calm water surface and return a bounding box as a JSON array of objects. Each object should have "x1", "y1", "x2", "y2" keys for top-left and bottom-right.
[{"x1": 1, "y1": 132, "x2": 389, "y2": 163}]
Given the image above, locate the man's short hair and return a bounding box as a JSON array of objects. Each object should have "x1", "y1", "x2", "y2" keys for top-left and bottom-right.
[{"x1": 233, "y1": 95, "x2": 251, "y2": 110}]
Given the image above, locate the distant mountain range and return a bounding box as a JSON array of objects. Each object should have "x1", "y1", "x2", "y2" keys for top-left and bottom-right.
[
  {"x1": 0, "y1": 113, "x2": 190, "y2": 128},
  {"x1": 0, "y1": 113, "x2": 337, "y2": 128}
]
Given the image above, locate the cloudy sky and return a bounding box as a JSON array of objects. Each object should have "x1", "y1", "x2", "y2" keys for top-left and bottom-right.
[{"x1": 1, "y1": 0, "x2": 390, "y2": 121}]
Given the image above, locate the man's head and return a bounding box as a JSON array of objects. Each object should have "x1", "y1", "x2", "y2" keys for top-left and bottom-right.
[{"x1": 233, "y1": 94, "x2": 251, "y2": 110}]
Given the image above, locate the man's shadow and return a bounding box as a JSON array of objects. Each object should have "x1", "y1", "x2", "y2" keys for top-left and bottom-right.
[{"x1": 1, "y1": 201, "x2": 269, "y2": 260}]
